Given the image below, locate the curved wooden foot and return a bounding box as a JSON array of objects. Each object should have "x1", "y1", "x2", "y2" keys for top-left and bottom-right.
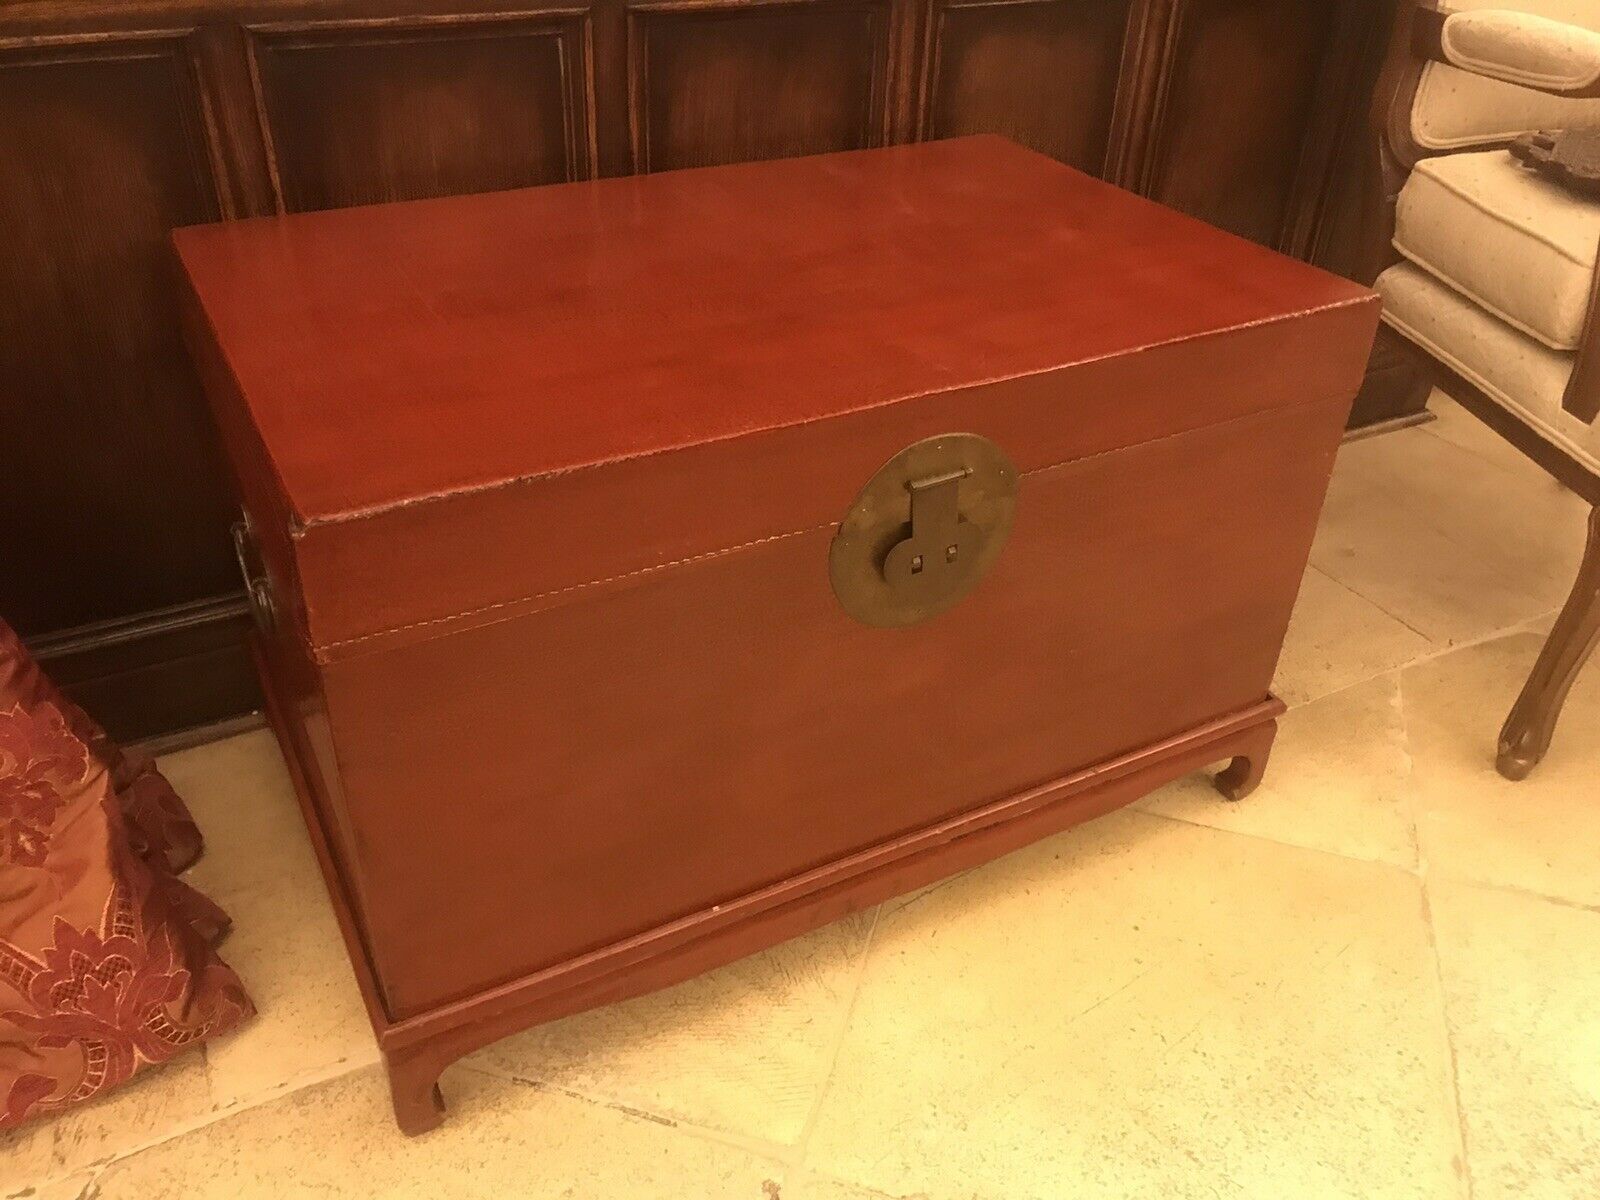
[
  {"x1": 1214, "y1": 718, "x2": 1278, "y2": 802},
  {"x1": 385, "y1": 1043, "x2": 450, "y2": 1136},
  {"x1": 1497, "y1": 506, "x2": 1600, "y2": 781}
]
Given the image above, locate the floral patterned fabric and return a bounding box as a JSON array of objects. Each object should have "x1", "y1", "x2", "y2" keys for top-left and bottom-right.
[{"x1": 0, "y1": 617, "x2": 252, "y2": 1130}]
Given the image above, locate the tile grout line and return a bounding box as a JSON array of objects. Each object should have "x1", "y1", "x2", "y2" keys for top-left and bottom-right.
[
  {"x1": 1133, "y1": 801, "x2": 1419, "y2": 874},
  {"x1": 1280, "y1": 599, "x2": 1561, "y2": 715},
  {"x1": 1333, "y1": 420, "x2": 1584, "y2": 582},
  {"x1": 1429, "y1": 874, "x2": 1600, "y2": 918},
  {"x1": 449, "y1": 907, "x2": 892, "y2": 1181},
  {"x1": 1398, "y1": 666, "x2": 1477, "y2": 1200},
  {"x1": 788, "y1": 903, "x2": 883, "y2": 1179},
  {"x1": 1135, "y1": 664, "x2": 1425, "y2": 875},
  {"x1": 1414, "y1": 411, "x2": 1561, "y2": 484},
  {"x1": 1170, "y1": 636, "x2": 1598, "y2": 910},
  {"x1": 788, "y1": 1163, "x2": 909, "y2": 1198},
  {"x1": 1393, "y1": 668, "x2": 1423, "y2": 876},
  {"x1": 1309, "y1": 563, "x2": 1436, "y2": 643},
  {"x1": 1420, "y1": 866, "x2": 1478, "y2": 1200},
  {"x1": 452, "y1": 1061, "x2": 802, "y2": 1169},
  {"x1": 18, "y1": 1053, "x2": 378, "y2": 1195},
  {"x1": 1356, "y1": 607, "x2": 1600, "y2": 918}
]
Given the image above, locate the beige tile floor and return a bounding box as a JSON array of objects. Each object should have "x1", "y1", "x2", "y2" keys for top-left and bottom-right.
[{"x1": 6, "y1": 395, "x2": 1598, "y2": 1200}]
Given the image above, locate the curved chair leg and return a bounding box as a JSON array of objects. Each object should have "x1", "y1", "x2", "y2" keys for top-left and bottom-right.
[
  {"x1": 385, "y1": 1042, "x2": 450, "y2": 1136},
  {"x1": 1498, "y1": 505, "x2": 1600, "y2": 781},
  {"x1": 1214, "y1": 717, "x2": 1278, "y2": 802}
]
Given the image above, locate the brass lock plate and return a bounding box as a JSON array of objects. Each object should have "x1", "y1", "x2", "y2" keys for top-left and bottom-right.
[{"x1": 829, "y1": 433, "x2": 1019, "y2": 628}]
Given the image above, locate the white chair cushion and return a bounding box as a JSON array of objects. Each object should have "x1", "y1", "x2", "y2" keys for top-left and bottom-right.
[
  {"x1": 1414, "y1": 0, "x2": 1600, "y2": 151},
  {"x1": 1394, "y1": 149, "x2": 1598, "y2": 350},
  {"x1": 1441, "y1": 9, "x2": 1600, "y2": 92},
  {"x1": 1377, "y1": 261, "x2": 1600, "y2": 472}
]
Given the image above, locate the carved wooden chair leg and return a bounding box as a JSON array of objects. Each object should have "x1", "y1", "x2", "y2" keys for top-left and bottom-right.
[
  {"x1": 1498, "y1": 505, "x2": 1600, "y2": 781},
  {"x1": 1214, "y1": 717, "x2": 1279, "y2": 801},
  {"x1": 384, "y1": 1041, "x2": 451, "y2": 1136}
]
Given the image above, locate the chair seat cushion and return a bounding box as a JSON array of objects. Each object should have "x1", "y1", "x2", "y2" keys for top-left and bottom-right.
[
  {"x1": 1394, "y1": 149, "x2": 1598, "y2": 350},
  {"x1": 1377, "y1": 261, "x2": 1600, "y2": 472}
]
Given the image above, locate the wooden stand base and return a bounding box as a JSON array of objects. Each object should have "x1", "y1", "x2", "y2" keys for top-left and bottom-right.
[
  {"x1": 255, "y1": 646, "x2": 1283, "y2": 1135},
  {"x1": 1215, "y1": 719, "x2": 1278, "y2": 802}
]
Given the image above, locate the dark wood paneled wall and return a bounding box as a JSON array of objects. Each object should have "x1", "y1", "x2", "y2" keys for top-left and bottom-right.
[{"x1": 2, "y1": 0, "x2": 1400, "y2": 741}]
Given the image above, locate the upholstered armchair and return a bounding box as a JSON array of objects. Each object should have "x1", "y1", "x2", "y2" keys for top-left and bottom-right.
[{"x1": 1372, "y1": 1, "x2": 1600, "y2": 778}]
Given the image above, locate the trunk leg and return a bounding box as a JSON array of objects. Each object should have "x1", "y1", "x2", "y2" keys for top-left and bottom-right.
[
  {"x1": 385, "y1": 1042, "x2": 450, "y2": 1136},
  {"x1": 1498, "y1": 505, "x2": 1600, "y2": 781},
  {"x1": 1214, "y1": 717, "x2": 1279, "y2": 801}
]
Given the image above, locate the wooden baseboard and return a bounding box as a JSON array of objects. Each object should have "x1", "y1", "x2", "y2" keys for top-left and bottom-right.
[
  {"x1": 1347, "y1": 326, "x2": 1433, "y2": 431},
  {"x1": 26, "y1": 593, "x2": 261, "y2": 744},
  {"x1": 1342, "y1": 408, "x2": 1435, "y2": 443},
  {"x1": 130, "y1": 711, "x2": 266, "y2": 759}
]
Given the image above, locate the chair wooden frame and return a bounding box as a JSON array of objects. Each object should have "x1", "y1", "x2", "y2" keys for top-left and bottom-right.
[{"x1": 1370, "y1": 1, "x2": 1600, "y2": 778}]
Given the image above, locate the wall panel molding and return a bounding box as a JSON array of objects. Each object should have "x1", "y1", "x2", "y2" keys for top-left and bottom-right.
[
  {"x1": 27, "y1": 593, "x2": 260, "y2": 745},
  {"x1": 1101, "y1": 0, "x2": 1178, "y2": 188},
  {"x1": 0, "y1": 27, "x2": 231, "y2": 214},
  {"x1": 244, "y1": 9, "x2": 597, "y2": 212},
  {"x1": 1136, "y1": 0, "x2": 1343, "y2": 249},
  {"x1": 626, "y1": 0, "x2": 905, "y2": 173},
  {"x1": 916, "y1": 0, "x2": 1135, "y2": 175},
  {"x1": 0, "y1": 28, "x2": 240, "y2": 643}
]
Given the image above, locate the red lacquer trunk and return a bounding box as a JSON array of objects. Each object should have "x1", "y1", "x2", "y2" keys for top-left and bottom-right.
[{"x1": 175, "y1": 136, "x2": 1380, "y2": 1133}]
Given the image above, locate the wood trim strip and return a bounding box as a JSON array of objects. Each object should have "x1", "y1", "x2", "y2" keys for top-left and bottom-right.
[
  {"x1": 131, "y1": 710, "x2": 266, "y2": 758},
  {"x1": 240, "y1": 7, "x2": 594, "y2": 36},
  {"x1": 1276, "y1": 0, "x2": 1382, "y2": 258},
  {"x1": 27, "y1": 592, "x2": 250, "y2": 660},
  {"x1": 1103, "y1": 0, "x2": 1178, "y2": 193},
  {"x1": 27, "y1": 593, "x2": 260, "y2": 743}
]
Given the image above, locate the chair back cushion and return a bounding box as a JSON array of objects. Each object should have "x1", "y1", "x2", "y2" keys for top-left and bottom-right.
[{"x1": 1414, "y1": 0, "x2": 1600, "y2": 149}]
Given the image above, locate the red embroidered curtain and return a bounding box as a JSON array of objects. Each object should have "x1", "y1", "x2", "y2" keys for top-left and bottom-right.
[{"x1": 0, "y1": 618, "x2": 252, "y2": 1129}]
